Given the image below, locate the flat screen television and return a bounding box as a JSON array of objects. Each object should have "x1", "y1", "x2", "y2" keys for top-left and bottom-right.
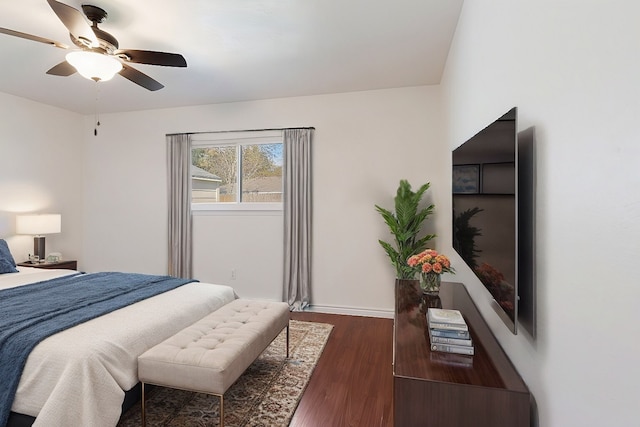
[{"x1": 452, "y1": 107, "x2": 536, "y2": 336}]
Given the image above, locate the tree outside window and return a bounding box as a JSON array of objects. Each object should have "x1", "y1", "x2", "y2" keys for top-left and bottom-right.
[{"x1": 192, "y1": 142, "x2": 283, "y2": 204}]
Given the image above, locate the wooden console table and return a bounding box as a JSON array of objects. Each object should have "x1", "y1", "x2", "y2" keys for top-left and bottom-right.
[{"x1": 393, "y1": 281, "x2": 530, "y2": 427}]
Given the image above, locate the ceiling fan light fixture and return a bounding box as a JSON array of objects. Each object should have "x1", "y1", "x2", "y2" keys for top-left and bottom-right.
[{"x1": 65, "y1": 51, "x2": 122, "y2": 82}]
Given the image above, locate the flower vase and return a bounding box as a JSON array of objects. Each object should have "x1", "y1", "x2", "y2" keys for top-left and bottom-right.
[{"x1": 420, "y1": 273, "x2": 441, "y2": 295}]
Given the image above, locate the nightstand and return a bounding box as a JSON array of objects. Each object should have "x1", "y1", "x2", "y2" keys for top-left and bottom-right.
[{"x1": 18, "y1": 260, "x2": 78, "y2": 270}]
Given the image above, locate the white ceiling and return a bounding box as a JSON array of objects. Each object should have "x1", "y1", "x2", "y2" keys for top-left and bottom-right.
[{"x1": 0, "y1": 0, "x2": 463, "y2": 114}]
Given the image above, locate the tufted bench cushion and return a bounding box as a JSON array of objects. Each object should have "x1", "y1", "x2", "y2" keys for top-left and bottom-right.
[{"x1": 137, "y1": 299, "x2": 289, "y2": 425}]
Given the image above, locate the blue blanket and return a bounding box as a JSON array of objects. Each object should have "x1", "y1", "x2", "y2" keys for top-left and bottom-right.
[{"x1": 0, "y1": 272, "x2": 196, "y2": 427}]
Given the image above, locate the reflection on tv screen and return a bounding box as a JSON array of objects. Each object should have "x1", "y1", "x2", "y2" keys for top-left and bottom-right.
[{"x1": 452, "y1": 108, "x2": 517, "y2": 327}]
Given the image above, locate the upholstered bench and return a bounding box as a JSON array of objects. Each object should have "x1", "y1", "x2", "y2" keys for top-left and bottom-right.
[{"x1": 137, "y1": 299, "x2": 290, "y2": 427}]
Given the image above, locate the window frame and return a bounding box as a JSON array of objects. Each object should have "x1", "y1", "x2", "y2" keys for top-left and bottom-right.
[{"x1": 191, "y1": 130, "x2": 284, "y2": 212}]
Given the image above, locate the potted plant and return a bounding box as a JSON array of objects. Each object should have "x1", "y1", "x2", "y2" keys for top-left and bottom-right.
[{"x1": 375, "y1": 179, "x2": 435, "y2": 280}]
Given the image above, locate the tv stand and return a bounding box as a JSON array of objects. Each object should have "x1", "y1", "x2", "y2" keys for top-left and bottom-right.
[{"x1": 393, "y1": 281, "x2": 530, "y2": 427}]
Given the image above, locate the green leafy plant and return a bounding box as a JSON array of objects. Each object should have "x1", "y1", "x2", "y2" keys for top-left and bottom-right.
[{"x1": 375, "y1": 180, "x2": 435, "y2": 279}]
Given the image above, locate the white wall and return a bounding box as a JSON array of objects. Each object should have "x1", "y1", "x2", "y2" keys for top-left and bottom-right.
[
  {"x1": 441, "y1": 1, "x2": 640, "y2": 426},
  {"x1": 0, "y1": 92, "x2": 83, "y2": 263},
  {"x1": 192, "y1": 212, "x2": 283, "y2": 301},
  {"x1": 81, "y1": 86, "x2": 449, "y2": 312}
]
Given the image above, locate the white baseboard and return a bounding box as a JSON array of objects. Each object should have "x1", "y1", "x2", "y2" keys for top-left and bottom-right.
[{"x1": 305, "y1": 304, "x2": 393, "y2": 319}]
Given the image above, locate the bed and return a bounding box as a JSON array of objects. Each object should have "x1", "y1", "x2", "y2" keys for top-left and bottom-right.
[{"x1": 1, "y1": 265, "x2": 236, "y2": 427}]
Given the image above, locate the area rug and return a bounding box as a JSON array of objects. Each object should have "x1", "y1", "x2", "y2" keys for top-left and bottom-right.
[{"x1": 118, "y1": 320, "x2": 333, "y2": 427}]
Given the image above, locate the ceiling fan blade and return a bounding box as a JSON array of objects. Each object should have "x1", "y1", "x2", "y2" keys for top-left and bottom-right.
[
  {"x1": 119, "y1": 64, "x2": 164, "y2": 91},
  {"x1": 0, "y1": 27, "x2": 69, "y2": 49},
  {"x1": 116, "y1": 49, "x2": 187, "y2": 67},
  {"x1": 46, "y1": 61, "x2": 76, "y2": 76},
  {"x1": 46, "y1": 0, "x2": 98, "y2": 48}
]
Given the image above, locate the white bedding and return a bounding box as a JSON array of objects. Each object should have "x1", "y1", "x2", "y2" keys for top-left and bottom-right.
[
  {"x1": 0, "y1": 266, "x2": 77, "y2": 290},
  {"x1": 4, "y1": 267, "x2": 236, "y2": 427}
]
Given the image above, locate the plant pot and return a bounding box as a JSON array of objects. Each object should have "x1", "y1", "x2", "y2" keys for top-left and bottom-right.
[
  {"x1": 395, "y1": 278, "x2": 421, "y2": 312},
  {"x1": 396, "y1": 278, "x2": 420, "y2": 294}
]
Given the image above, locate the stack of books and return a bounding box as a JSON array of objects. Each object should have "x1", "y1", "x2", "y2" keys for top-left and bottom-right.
[{"x1": 427, "y1": 308, "x2": 474, "y2": 356}]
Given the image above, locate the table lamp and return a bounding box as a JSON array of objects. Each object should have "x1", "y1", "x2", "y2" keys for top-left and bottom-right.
[{"x1": 16, "y1": 214, "x2": 61, "y2": 261}]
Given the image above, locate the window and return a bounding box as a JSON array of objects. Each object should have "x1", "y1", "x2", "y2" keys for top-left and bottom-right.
[{"x1": 191, "y1": 131, "x2": 283, "y2": 211}]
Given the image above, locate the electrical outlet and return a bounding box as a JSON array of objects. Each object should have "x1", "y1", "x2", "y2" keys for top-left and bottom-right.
[{"x1": 231, "y1": 269, "x2": 236, "y2": 280}]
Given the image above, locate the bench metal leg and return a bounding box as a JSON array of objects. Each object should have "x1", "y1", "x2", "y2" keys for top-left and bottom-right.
[
  {"x1": 141, "y1": 382, "x2": 146, "y2": 427},
  {"x1": 286, "y1": 323, "x2": 290, "y2": 359},
  {"x1": 219, "y1": 394, "x2": 224, "y2": 427}
]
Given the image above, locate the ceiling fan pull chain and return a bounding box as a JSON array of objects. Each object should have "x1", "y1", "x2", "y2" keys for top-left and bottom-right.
[{"x1": 94, "y1": 80, "x2": 101, "y2": 136}]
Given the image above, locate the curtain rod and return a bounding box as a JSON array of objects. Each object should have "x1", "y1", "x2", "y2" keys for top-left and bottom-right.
[{"x1": 166, "y1": 127, "x2": 315, "y2": 137}]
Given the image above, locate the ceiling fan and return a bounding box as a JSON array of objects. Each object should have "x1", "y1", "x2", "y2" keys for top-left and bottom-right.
[{"x1": 0, "y1": 0, "x2": 187, "y2": 91}]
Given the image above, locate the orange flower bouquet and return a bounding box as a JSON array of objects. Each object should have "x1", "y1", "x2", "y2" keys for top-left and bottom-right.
[{"x1": 407, "y1": 249, "x2": 455, "y2": 294}]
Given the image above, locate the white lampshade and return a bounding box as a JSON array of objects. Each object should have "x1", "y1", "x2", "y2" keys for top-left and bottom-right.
[
  {"x1": 16, "y1": 214, "x2": 62, "y2": 236},
  {"x1": 66, "y1": 51, "x2": 123, "y2": 82}
]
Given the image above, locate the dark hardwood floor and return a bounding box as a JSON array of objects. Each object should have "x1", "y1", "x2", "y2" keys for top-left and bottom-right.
[{"x1": 289, "y1": 312, "x2": 394, "y2": 427}]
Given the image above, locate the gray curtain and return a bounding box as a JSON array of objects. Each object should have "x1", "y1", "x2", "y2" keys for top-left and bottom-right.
[
  {"x1": 283, "y1": 128, "x2": 312, "y2": 310},
  {"x1": 167, "y1": 134, "x2": 193, "y2": 278}
]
